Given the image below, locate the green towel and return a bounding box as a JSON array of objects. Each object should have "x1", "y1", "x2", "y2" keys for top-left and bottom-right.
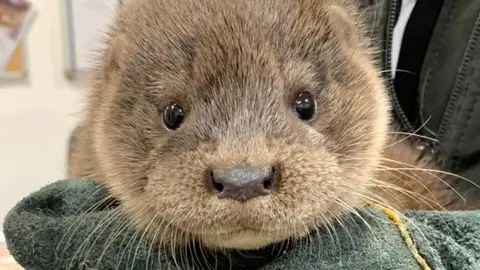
[{"x1": 3, "y1": 179, "x2": 480, "y2": 269}]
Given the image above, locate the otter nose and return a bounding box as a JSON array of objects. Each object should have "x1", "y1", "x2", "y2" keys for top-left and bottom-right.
[{"x1": 207, "y1": 165, "x2": 280, "y2": 202}]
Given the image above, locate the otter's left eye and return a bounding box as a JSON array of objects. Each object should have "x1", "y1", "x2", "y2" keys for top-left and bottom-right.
[
  {"x1": 162, "y1": 102, "x2": 185, "y2": 130},
  {"x1": 294, "y1": 91, "x2": 316, "y2": 121}
]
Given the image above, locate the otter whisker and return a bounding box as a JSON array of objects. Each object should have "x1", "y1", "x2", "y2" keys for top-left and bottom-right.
[
  {"x1": 95, "y1": 214, "x2": 132, "y2": 269},
  {"x1": 351, "y1": 192, "x2": 428, "y2": 241},
  {"x1": 155, "y1": 216, "x2": 179, "y2": 269},
  {"x1": 370, "y1": 167, "x2": 447, "y2": 211},
  {"x1": 57, "y1": 189, "x2": 115, "y2": 263},
  {"x1": 59, "y1": 178, "x2": 139, "y2": 268},
  {"x1": 145, "y1": 217, "x2": 166, "y2": 270},
  {"x1": 130, "y1": 213, "x2": 160, "y2": 270},
  {"x1": 385, "y1": 118, "x2": 432, "y2": 149},
  {"x1": 336, "y1": 152, "x2": 472, "y2": 208},
  {"x1": 321, "y1": 213, "x2": 343, "y2": 260},
  {"x1": 151, "y1": 217, "x2": 172, "y2": 270},
  {"x1": 363, "y1": 183, "x2": 456, "y2": 238},
  {"x1": 177, "y1": 225, "x2": 189, "y2": 270},
  {"x1": 194, "y1": 217, "x2": 216, "y2": 270},
  {"x1": 320, "y1": 211, "x2": 341, "y2": 257},
  {"x1": 334, "y1": 199, "x2": 382, "y2": 256},
  {"x1": 284, "y1": 220, "x2": 301, "y2": 261},
  {"x1": 82, "y1": 210, "x2": 129, "y2": 265},
  {"x1": 387, "y1": 131, "x2": 438, "y2": 143},
  {"x1": 172, "y1": 220, "x2": 181, "y2": 269},
  {"x1": 379, "y1": 166, "x2": 479, "y2": 190},
  {"x1": 331, "y1": 201, "x2": 357, "y2": 248},
  {"x1": 115, "y1": 216, "x2": 146, "y2": 269},
  {"x1": 112, "y1": 202, "x2": 157, "y2": 270},
  {"x1": 374, "y1": 166, "x2": 467, "y2": 202},
  {"x1": 365, "y1": 179, "x2": 447, "y2": 211},
  {"x1": 172, "y1": 225, "x2": 186, "y2": 270},
  {"x1": 309, "y1": 223, "x2": 324, "y2": 263},
  {"x1": 67, "y1": 208, "x2": 123, "y2": 269},
  {"x1": 120, "y1": 223, "x2": 144, "y2": 270},
  {"x1": 179, "y1": 213, "x2": 209, "y2": 270}
]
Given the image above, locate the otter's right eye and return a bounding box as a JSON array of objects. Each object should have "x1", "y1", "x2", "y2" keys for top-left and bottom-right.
[
  {"x1": 294, "y1": 91, "x2": 316, "y2": 121},
  {"x1": 162, "y1": 103, "x2": 185, "y2": 130}
]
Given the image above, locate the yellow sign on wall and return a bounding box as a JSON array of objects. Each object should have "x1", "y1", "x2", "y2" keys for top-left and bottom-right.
[{"x1": 4, "y1": 44, "x2": 25, "y2": 75}]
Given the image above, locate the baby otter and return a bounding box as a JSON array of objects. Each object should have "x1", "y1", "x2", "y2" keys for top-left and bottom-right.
[{"x1": 68, "y1": 0, "x2": 471, "y2": 252}]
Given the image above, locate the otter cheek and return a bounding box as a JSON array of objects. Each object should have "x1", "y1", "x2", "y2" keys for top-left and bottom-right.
[
  {"x1": 145, "y1": 158, "x2": 236, "y2": 232},
  {"x1": 266, "y1": 146, "x2": 344, "y2": 226}
]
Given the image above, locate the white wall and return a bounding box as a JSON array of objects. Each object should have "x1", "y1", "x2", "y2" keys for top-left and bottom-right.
[{"x1": 0, "y1": 0, "x2": 86, "y2": 235}]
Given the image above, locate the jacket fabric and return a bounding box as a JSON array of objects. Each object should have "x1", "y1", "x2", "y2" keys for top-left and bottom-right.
[{"x1": 364, "y1": 0, "x2": 480, "y2": 200}]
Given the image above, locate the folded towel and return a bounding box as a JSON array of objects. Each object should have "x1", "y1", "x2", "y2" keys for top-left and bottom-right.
[{"x1": 3, "y1": 179, "x2": 480, "y2": 269}]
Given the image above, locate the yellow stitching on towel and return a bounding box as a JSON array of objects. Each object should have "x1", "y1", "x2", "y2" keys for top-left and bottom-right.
[{"x1": 364, "y1": 203, "x2": 432, "y2": 270}]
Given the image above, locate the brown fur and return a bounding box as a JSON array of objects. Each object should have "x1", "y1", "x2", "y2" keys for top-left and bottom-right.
[{"x1": 69, "y1": 0, "x2": 469, "y2": 251}]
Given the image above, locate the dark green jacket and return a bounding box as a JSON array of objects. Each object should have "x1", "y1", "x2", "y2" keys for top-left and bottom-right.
[{"x1": 363, "y1": 0, "x2": 480, "y2": 201}]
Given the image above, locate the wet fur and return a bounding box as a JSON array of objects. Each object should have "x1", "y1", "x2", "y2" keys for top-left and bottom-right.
[{"x1": 69, "y1": 0, "x2": 470, "y2": 251}]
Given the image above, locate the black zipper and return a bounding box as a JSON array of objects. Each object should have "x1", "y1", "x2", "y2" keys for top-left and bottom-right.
[
  {"x1": 384, "y1": 0, "x2": 416, "y2": 134},
  {"x1": 383, "y1": 0, "x2": 438, "y2": 160}
]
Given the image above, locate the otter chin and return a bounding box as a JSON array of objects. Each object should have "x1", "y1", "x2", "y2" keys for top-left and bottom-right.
[
  {"x1": 201, "y1": 230, "x2": 290, "y2": 251},
  {"x1": 69, "y1": 0, "x2": 468, "y2": 252}
]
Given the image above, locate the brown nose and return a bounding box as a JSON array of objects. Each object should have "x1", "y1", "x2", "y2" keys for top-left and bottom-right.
[{"x1": 207, "y1": 165, "x2": 280, "y2": 202}]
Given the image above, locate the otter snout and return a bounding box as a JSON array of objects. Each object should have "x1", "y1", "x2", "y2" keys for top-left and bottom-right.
[{"x1": 207, "y1": 165, "x2": 280, "y2": 202}]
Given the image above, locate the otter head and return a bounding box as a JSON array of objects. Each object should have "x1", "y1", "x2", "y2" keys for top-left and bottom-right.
[{"x1": 88, "y1": 0, "x2": 391, "y2": 251}]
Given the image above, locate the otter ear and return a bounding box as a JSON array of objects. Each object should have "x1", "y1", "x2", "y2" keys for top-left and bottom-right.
[
  {"x1": 96, "y1": 32, "x2": 130, "y2": 83},
  {"x1": 326, "y1": 3, "x2": 363, "y2": 49}
]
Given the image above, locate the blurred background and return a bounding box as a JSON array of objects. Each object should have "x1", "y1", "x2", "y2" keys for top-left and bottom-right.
[{"x1": 0, "y1": 0, "x2": 117, "y2": 240}]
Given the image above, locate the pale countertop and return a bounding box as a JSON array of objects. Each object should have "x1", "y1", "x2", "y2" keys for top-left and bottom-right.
[
  {"x1": 0, "y1": 241, "x2": 24, "y2": 270},
  {"x1": 1, "y1": 233, "x2": 24, "y2": 269}
]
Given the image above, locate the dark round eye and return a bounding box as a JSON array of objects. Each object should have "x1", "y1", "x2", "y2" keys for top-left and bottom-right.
[
  {"x1": 162, "y1": 102, "x2": 185, "y2": 130},
  {"x1": 294, "y1": 91, "x2": 316, "y2": 121}
]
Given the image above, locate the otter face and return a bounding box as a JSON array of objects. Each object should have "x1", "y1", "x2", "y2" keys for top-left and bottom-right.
[{"x1": 90, "y1": 0, "x2": 391, "y2": 250}]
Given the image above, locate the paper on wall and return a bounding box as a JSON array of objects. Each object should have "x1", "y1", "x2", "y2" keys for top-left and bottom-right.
[
  {"x1": 65, "y1": 0, "x2": 120, "y2": 73},
  {"x1": 0, "y1": 0, "x2": 34, "y2": 74}
]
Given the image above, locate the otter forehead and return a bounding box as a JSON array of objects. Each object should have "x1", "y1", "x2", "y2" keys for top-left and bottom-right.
[{"x1": 114, "y1": 0, "x2": 363, "y2": 100}]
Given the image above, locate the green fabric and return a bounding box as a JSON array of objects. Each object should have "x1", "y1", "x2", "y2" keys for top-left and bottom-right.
[{"x1": 3, "y1": 179, "x2": 480, "y2": 269}]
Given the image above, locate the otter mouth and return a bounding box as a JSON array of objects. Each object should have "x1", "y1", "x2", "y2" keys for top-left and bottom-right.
[
  {"x1": 175, "y1": 222, "x2": 311, "y2": 246},
  {"x1": 165, "y1": 210, "x2": 317, "y2": 241},
  {"x1": 177, "y1": 224, "x2": 271, "y2": 237}
]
